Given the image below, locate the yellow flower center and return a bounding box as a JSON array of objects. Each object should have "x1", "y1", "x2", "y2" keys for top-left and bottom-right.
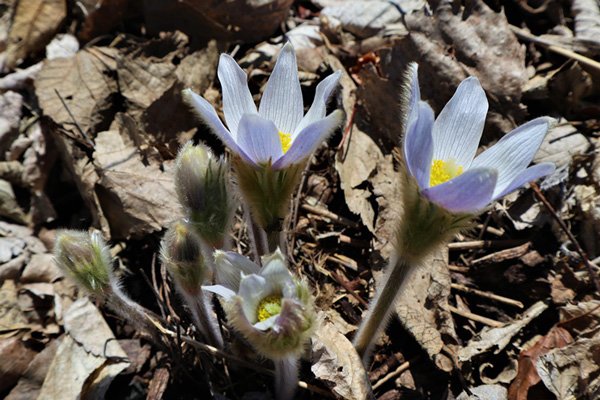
[
  {"x1": 430, "y1": 159, "x2": 464, "y2": 187},
  {"x1": 279, "y1": 131, "x2": 292, "y2": 153},
  {"x1": 257, "y1": 295, "x2": 282, "y2": 322}
]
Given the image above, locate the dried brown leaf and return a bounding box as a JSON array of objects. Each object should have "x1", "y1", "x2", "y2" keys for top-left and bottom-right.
[
  {"x1": 38, "y1": 298, "x2": 129, "y2": 400},
  {"x1": 394, "y1": 249, "x2": 459, "y2": 372},
  {"x1": 93, "y1": 129, "x2": 181, "y2": 238},
  {"x1": 35, "y1": 47, "x2": 118, "y2": 136},
  {"x1": 458, "y1": 302, "x2": 548, "y2": 362},
  {"x1": 508, "y1": 326, "x2": 573, "y2": 400},
  {"x1": 311, "y1": 312, "x2": 371, "y2": 400},
  {"x1": 0, "y1": 336, "x2": 37, "y2": 392},
  {"x1": 3, "y1": 0, "x2": 66, "y2": 70}
]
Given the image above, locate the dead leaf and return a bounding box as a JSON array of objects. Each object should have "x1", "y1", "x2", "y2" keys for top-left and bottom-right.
[
  {"x1": 458, "y1": 301, "x2": 548, "y2": 362},
  {"x1": 0, "y1": 336, "x2": 37, "y2": 392},
  {"x1": 5, "y1": 338, "x2": 60, "y2": 400},
  {"x1": 311, "y1": 312, "x2": 371, "y2": 400},
  {"x1": 35, "y1": 47, "x2": 118, "y2": 137},
  {"x1": 394, "y1": 249, "x2": 459, "y2": 372},
  {"x1": 457, "y1": 384, "x2": 508, "y2": 400},
  {"x1": 508, "y1": 326, "x2": 573, "y2": 400},
  {"x1": 78, "y1": 0, "x2": 135, "y2": 43},
  {"x1": 93, "y1": 129, "x2": 181, "y2": 238},
  {"x1": 536, "y1": 334, "x2": 600, "y2": 400},
  {"x1": 3, "y1": 0, "x2": 66, "y2": 70},
  {"x1": 321, "y1": 1, "x2": 404, "y2": 38},
  {"x1": 38, "y1": 298, "x2": 129, "y2": 400},
  {"x1": 572, "y1": 0, "x2": 600, "y2": 55},
  {"x1": 0, "y1": 280, "x2": 30, "y2": 337},
  {"x1": 0, "y1": 90, "x2": 23, "y2": 155},
  {"x1": 144, "y1": 0, "x2": 293, "y2": 44}
]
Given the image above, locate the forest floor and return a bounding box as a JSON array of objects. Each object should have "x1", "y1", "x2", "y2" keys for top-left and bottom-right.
[{"x1": 1, "y1": 0, "x2": 600, "y2": 399}]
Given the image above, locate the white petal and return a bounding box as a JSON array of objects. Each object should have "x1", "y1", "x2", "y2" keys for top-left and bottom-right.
[
  {"x1": 236, "y1": 114, "x2": 283, "y2": 164},
  {"x1": 202, "y1": 284, "x2": 236, "y2": 300},
  {"x1": 213, "y1": 250, "x2": 260, "y2": 291},
  {"x1": 403, "y1": 100, "x2": 435, "y2": 189},
  {"x1": 422, "y1": 168, "x2": 498, "y2": 213},
  {"x1": 238, "y1": 274, "x2": 268, "y2": 322},
  {"x1": 258, "y1": 43, "x2": 304, "y2": 134},
  {"x1": 471, "y1": 117, "x2": 553, "y2": 197},
  {"x1": 253, "y1": 314, "x2": 278, "y2": 331},
  {"x1": 182, "y1": 89, "x2": 253, "y2": 164},
  {"x1": 217, "y1": 54, "x2": 257, "y2": 136},
  {"x1": 272, "y1": 110, "x2": 343, "y2": 169},
  {"x1": 432, "y1": 77, "x2": 488, "y2": 167},
  {"x1": 494, "y1": 162, "x2": 555, "y2": 199},
  {"x1": 293, "y1": 71, "x2": 341, "y2": 136}
]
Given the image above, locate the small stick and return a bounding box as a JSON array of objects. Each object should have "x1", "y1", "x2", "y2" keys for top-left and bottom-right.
[
  {"x1": 371, "y1": 358, "x2": 416, "y2": 390},
  {"x1": 448, "y1": 305, "x2": 504, "y2": 328},
  {"x1": 302, "y1": 203, "x2": 361, "y2": 228},
  {"x1": 530, "y1": 182, "x2": 600, "y2": 293},
  {"x1": 331, "y1": 270, "x2": 369, "y2": 307},
  {"x1": 447, "y1": 239, "x2": 524, "y2": 250},
  {"x1": 510, "y1": 25, "x2": 600, "y2": 73},
  {"x1": 450, "y1": 283, "x2": 524, "y2": 309},
  {"x1": 448, "y1": 264, "x2": 470, "y2": 273}
]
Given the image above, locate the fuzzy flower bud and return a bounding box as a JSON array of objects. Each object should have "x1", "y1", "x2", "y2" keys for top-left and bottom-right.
[
  {"x1": 174, "y1": 141, "x2": 236, "y2": 248},
  {"x1": 161, "y1": 220, "x2": 206, "y2": 295},
  {"x1": 205, "y1": 249, "x2": 315, "y2": 359},
  {"x1": 54, "y1": 230, "x2": 113, "y2": 296}
]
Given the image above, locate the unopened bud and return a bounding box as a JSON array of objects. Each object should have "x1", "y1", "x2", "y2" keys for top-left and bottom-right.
[
  {"x1": 54, "y1": 230, "x2": 112, "y2": 296},
  {"x1": 174, "y1": 142, "x2": 236, "y2": 248},
  {"x1": 161, "y1": 220, "x2": 206, "y2": 295}
]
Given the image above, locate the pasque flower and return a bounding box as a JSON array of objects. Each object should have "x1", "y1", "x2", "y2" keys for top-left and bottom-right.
[
  {"x1": 204, "y1": 249, "x2": 315, "y2": 400},
  {"x1": 403, "y1": 63, "x2": 555, "y2": 214},
  {"x1": 184, "y1": 42, "x2": 343, "y2": 251},
  {"x1": 353, "y1": 64, "x2": 556, "y2": 365},
  {"x1": 183, "y1": 42, "x2": 342, "y2": 170}
]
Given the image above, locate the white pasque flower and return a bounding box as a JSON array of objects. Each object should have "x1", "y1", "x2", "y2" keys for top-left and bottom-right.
[
  {"x1": 204, "y1": 250, "x2": 314, "y2": 358},
  {"x1": 183, "y1": 42, "x2": 342, "y2": 170},
  {"x1": 403, "y1": 64, "x2": 556, "y2": 214}
]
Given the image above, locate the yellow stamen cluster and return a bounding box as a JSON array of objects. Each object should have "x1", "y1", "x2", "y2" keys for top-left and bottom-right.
[
  {"x1": 257, "y1": 295, "x2": 282, "y2": 322},
  {"x1": 430, "y1": 159, "x2": 464, "y2": 187},
  {"x1": 279, "y1": 131, "x2": 292, "y2": 153}
]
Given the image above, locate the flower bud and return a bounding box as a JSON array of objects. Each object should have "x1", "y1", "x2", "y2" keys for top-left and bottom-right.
[
  {"x1": 174, "y1": 141, "x2": 236, "y2": 248},
  {"x1": 54, "y1": 230, "x2": 113, "y2": 296},
  {"x1": 161, "y1": 220, "x2": 206, "y2": 295}
]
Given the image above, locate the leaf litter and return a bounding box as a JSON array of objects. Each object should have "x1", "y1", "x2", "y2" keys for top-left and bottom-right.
[{"x1": 1, "y1": 0, "x2": 600, "y2": 399}]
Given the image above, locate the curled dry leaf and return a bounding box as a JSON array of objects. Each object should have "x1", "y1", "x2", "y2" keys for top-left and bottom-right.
[
  {"x1": 457, "y1": 384, "x2": 508, "y2": 400},
  {"x1": 2, "y1": 0, "x2": 66, "y2": 71},
  {"x1": 458, "y1": 301, "x2": 548, "y2": 362},
  {"x1": 508, "y1": 326, "x2": 573, "y2": 400},
  {"x1": 311, "y1": 312, "x2": 371, "y2": 400},
  {"x1": 38, "y1": 298, "x2": 129, "y2": 400},
  {"x1": 0, "y1": 336, "x2": 37, "y2": 392},
  {"x1": 536, "y1": 334, "x2": 600, "y2": 399}
]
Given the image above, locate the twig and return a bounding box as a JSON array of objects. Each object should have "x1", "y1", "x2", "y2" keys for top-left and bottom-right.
[
  {"x1": 447, "y1": 239, "x2": 525, "y2": 250},
  {"x1": 331, "y1": 270, "x2": 369, "y2": 307},
  {"x1": 531, "y1": 182, "x2": 600, "y2": 293},
  {"x1": 510, "y1": 25, "x2": 600, "y2": 73},
  {"x1": 448, "y1": 305, "x2": 504, "y2": 328},
  {"x1": 450, "y1": 283, "x2": 524, "y2": 309},
  {"x1": 372, "y1": 358, "x2": 416, "y2": 390},
  {"x1": 302, "y1": 203, "x2": 361, "y2": 228}
]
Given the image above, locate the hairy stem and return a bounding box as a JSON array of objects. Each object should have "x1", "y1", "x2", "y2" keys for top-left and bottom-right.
[
  {"x1": 266, "y1": 229, "x2": 282, "y2": 254},
  {"x1": 183, "y1": 290, "x2": 223, "y2": 349},
  {"x1": 107, "y1": 282, "x2": 163, "y2": 345},
  {"x1": 274, "y1": 355, "x2": 299, "y2": 400},
  {"x1": 353, "y1": 256, "x2": 415, "y2": 365}
]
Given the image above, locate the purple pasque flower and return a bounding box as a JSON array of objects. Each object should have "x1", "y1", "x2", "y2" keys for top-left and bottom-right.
[
  {"x1": 183, "y1": 42, "x2": 342, "y2": 170},
  {"x1": 204, "y1": 249, "x2": 315, "y2": 358},
  {"x1": 403, "y1": 64, "x2": 555, "y2": 214}
]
